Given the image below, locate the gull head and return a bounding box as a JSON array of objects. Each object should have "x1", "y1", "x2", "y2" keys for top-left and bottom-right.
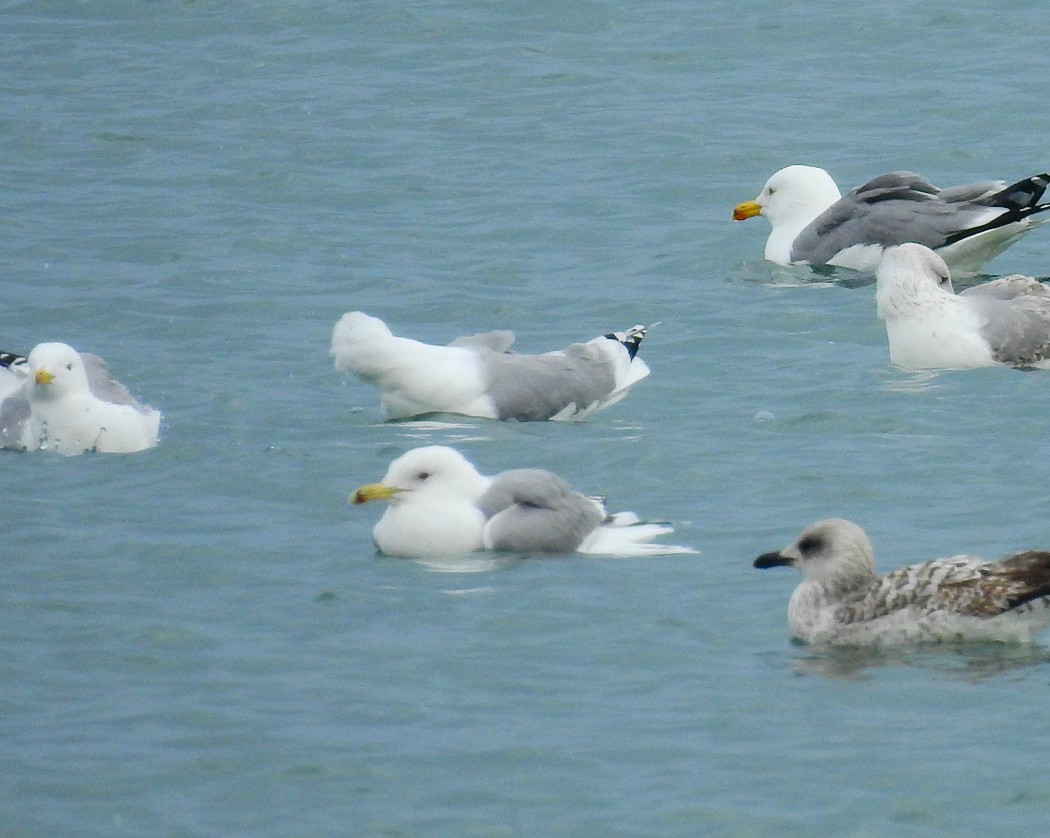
[
  {"x1": 734, "y1": 165, "x2": 842, "y2": 228},
  {"x1": 754, "y1": 517, "x2": 877, "y2": 588},
  {"x1": 876, "y1": 243, "x2": 955, "y2": 319},
  {"x1": 27, "y1": 342, "x2": 89, "y2": 400},
  {"x1": 329, "y1": 311, "x2": 403, "y2": 384},
  {"x1": 350, "y1": 445, "x2": 490, "y2": 507},
  {"x1": 879, "y1": 243, "x2": 954, "y2": 291}
]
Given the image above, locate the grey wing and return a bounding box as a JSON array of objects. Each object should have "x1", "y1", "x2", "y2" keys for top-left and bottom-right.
[
  {"x1": 938, "y1": 180, "x2": 1006, "y2": 203},
  {"x1": 960, "y1": 275, "x2": 1050, "y2": 301},
  {"x1": 448, "y1": 330, "x2": 515, "y2": 353},
  {"x1": 478, "y1": 468, "x2": 604, "y2": 552},
  {"x1": 0, "y1": 385, "x2": 31, "y2": 449},
  {"x1": 970, "y1": 296, "x2": 1050, "y2": 366},
  {"x1": 81, "y1": 354, "x2": 150, "y2": 412},
  {"x1": 791, "y1": 172, "x2": 986, "y2": 264},
  {"x1": 480, "y1": 343, "x2": 618, "y2": 421}
]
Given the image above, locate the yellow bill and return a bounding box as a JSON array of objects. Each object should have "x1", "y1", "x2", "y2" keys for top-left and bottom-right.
[
  {"x1": 732, "y1": 200, "x2": 761, "y2": 221},
  {"x1": 350, "y1": 482, "x2": 400, "y2": 505}
]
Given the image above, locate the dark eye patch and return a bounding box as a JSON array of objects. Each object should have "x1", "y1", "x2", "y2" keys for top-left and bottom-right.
[{"x1": 797, "y1": 535, "x2": 823, "y2": 555}]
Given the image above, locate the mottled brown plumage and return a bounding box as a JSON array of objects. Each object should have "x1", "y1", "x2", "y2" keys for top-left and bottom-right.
[{"x1": 755, "y1": 519, "x2": 1050, "y2": 646}]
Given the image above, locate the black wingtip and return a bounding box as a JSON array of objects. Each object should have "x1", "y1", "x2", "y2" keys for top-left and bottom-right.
[
  {"x1": 943, "y1": 174, "x2": 1050, "y2": 247},
  {"x1": 604, "y1": 323, "x2": 653, "y2": 359},
  {"x1": 986, "y1": 173, "x2": 1050, "y2": 212},
  {"x1": 0, "y1": 351, "x2": 27, "y2": 369},
  {"x1": 998, "y1": 550, "x2": 1050, "y2": 612}
]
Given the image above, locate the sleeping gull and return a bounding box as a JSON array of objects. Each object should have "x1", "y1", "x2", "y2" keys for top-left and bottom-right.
[
  {"x1": 754, "y1": 518, "x2": 1050, "y2": 646},
  {"x1": 876, "y1": 243, "x2": 1050, "y2": 369},
  {"x1": 331, "y1": 311, "x2": 651, "y2": 422},
  {"x1": 0, "y1": 342, "x2": 161, "y2": 455},
  {"x1": 733, "y1": 165, "x2": 1050, "y2": 273},
  {"x1": 350, "y1": 445, "x2": 695, "y2": 558}
]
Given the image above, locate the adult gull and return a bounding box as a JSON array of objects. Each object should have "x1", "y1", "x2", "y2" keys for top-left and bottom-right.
[
  {"x1": 0, "y1": 342, "x2": 161, "y2": 455},
  {"x1": 733, "y1": 165, "x2": 1050, "y2": 273},
  {"x1": 331, "y1": 312, "x2": 651, "y2": 422},
  {"x1": 350, "y1": 445, "x2": 695, "y2": 558},
  {"x1": 754, "y1": 518, "x2": 1050, "y2": 646},
  {"x1": 331, "y1": 310, "x2": 651, "y2": 424},
  {"x1": 876, "y1": 243, "x2": 1050, "y2": 369}
]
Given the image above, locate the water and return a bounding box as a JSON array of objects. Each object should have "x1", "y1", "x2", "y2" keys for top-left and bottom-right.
[{"x1": 3, "y1": 1, "x2": 1050, "y2": 835}]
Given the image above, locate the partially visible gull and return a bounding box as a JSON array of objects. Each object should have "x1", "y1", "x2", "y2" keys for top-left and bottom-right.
[
  {"x1": 754, "y1": 517, "x2": 1050, "y2": 646},
  {"x1": 331, "y1": 312, "x2": 651, "y2": 422},
  {"x1": 350, "y1": 445, "x2": 695, "y2": 558},
  {"x1": 0, "y1": 351, "x2": 28, "y2": 402},
  {"x1": 733, "y1": 165, "x2": 1050, "y2": 273},
  {"x1": 876, "y1": 243, "x2": 1050, "y2": 369},
  {"x1": 0, "y1": 342, "x2": 161, "y2": 455}
]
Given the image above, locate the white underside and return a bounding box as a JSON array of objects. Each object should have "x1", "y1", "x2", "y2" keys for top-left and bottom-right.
[
  {"x1": 825, "y1": 243, "x2": 889, "y2": 272},
  {"x1": 798, "y1": 604, "x2": 1050, "y2": 646},
  {"x1": 23, "y1": 396, "x2": 161, "y2": 455},
  {"x1": 882, "y1": 314, "x2": 997, "y2": 370},
  {"x1": 373, "y1": 500, "x2": 487, "y2": 558}
]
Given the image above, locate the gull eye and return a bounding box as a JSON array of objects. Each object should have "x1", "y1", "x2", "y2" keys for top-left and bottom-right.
[
  {"x1": 797, "y1": 535, "x2": 822, "y2": 555},
  {"x1": 417, "y1": 471, "x2": 430, "y2": 481},
  {"x1": 66, "y1": 363, "x2": 73, "y2": 371}
]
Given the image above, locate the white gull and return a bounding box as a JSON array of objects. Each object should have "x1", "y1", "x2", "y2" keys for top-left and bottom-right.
[
  {"x1": 331, "y1": 311, "x2": 651, "y2": 422},
  {"x1": 754, "y1": 518, "x2": 1050, "y2": 646},
  {"x1": 733, "y1": 165, "x2": 1050, "y2": 274},
  {"x1": 0, "y1": 342, "x2": 161, "y2": 455},
  {"x1": 876, "y1": 243, "x2": 1050, "y2": 370},
  {"x1": 350, "y1": 445, "x2": 695, "y2": 559}
]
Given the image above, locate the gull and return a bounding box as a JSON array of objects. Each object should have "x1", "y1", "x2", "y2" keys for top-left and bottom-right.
[
  {"x1": 350, "y1": 445, "x2": 695, "y2": 559},
  {"x1": 0, "y1": 351, "x2": 28, "y2": 402},
  {"x1": 0, "y1": 342, "x2": 161, "y2": 455},
  {"x1": 331, "y1": 311, "x2": 651, "y2": 421},
  {"x1": 754, "y1": 518, "x2": 1050, "y2": 646},
  {"x1": 733, "y1": 165, "x2": 1050, "y2": 273},
  {"x1": 875, "y1": 243, "x2": 1050, "y2": 369}
]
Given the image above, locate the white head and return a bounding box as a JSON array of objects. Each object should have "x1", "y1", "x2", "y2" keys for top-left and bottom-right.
[
  {"x1": 351, "y1": 445, "x2": 491, "y2": 507},
  {"x1": 735, "y1": 165, "x2": 842, "y2": 227},
  {"x1": 876, "y1": 243, "x2": 955, "y2": 318},
  {"x1": 27, "y1": 342, "x2": 90, "y2": 401},
  {"x1": 734, "y1": 165, "x2": 843, "y2": 263},
  {"x1": 350, "y1": 445, "x2": 493, "y2": 558},
  {"x1": 754, "y1": 518, "x2": 878, "y2": 590},
  {"x1": 331, "y1": 311, "x2": 397, "y2": 374}
]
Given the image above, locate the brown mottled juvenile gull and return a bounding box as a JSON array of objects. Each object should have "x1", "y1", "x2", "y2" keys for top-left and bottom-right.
[
  {"x1": 0, "y1": 342, "x2": 161, "y2": 455},
  {"x1": 331, "y1": 311, "x2": 651, "y2": 422},
  {"x1": 754, "y1": 518, "x2": 1050, "y2": 646},
  {"x1": 876, "y1": 243, "x2": 1050, "y2": 370},
  {"x1": 350, "y1": 446, "x2": 694, "y2": 559},
  {"x1": 733, "y1": 165, "x2": 1050, "y2": 274}
]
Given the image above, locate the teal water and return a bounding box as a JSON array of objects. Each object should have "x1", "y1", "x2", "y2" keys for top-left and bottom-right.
[{"x1": 4, "y1": 2, "x2": 1050, "y2": 835}]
